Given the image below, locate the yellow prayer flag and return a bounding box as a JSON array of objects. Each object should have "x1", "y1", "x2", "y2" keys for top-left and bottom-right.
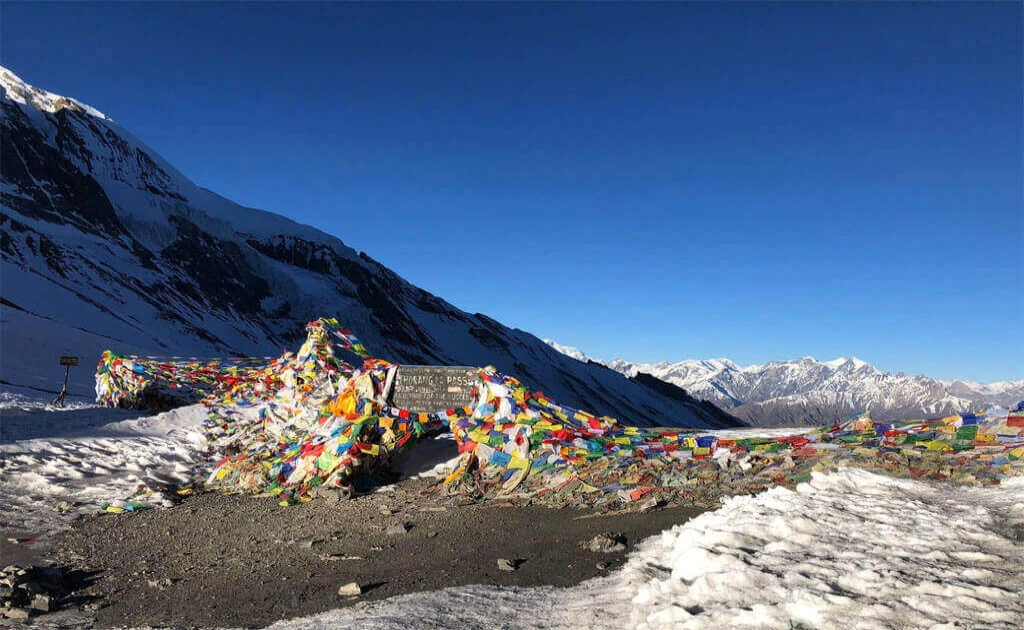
[{"x1": 508, "y1": 455, "x2": 529, "y2": 469}]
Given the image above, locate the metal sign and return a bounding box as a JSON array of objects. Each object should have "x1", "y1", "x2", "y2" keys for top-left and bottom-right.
[
  {"x1": 55, "y1": 356, "x2": 79, "y2": 407},
  {"x1": 387, "y1": 365, "x2": 478, "y2": 413}
]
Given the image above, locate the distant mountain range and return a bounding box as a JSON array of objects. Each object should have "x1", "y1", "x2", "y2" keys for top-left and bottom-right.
[
  {"x1": 0, "y1": 66, "x2": 740, "y2": 429},
  {"x1": 544, "y1": 341, "x2": 1023, "y2": 426}
]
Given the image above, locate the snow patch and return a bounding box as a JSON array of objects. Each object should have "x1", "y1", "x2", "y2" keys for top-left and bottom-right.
[
  {"x1": 625, "y1": 467, "x2": 1024, "y2": 629},
  {"x1": 0, "y1": 396, "x2": 209, "y2": 545}
]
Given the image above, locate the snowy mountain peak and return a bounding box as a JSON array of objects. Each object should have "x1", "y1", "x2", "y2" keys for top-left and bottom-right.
[
  {"x1": 545, "y1": 340, "x2": 1021, "y2": 426},
  {"x1": 696, "y1": 358, "x2": 739, "y2": 372},
  {"x1": 541, "y1": 340, "x2": 594, "y2": 364},
  {"x1": 822, "y1": 356, "x2": 872, "y2": 371},
  {"x1": 0, "y1": 66, "x2": 107, "y2": 120}
]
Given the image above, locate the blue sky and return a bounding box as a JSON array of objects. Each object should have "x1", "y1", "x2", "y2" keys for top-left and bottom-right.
[{"x1": 2, "y1": 2, "x2": 1020, "y2": 381}]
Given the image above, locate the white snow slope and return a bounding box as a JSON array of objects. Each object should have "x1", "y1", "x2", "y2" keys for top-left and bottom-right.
[{"x1": 1, "y1": 389, "x2": 1021, "y2": 630}]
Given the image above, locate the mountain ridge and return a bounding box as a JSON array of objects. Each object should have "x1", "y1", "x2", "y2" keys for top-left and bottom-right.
[
  {"x1": 546, "y1": 341, "x2": 1022, "y2": 426},
  {"x1": 0, "y1": 66, "x2": 740, "y2": 429}
]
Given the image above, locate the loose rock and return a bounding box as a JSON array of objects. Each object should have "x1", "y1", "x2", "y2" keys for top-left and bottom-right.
[
  {"x1": 582, "y1": 532, "x2": 627, "y2": 553},
  {"x1": 385, "y1": 523, "x2": 409, "y2": 536},
  {"x1": 4, "y1": 608, "x2": 30, "y2": 620},
  {"x1": 308, "y1": 486, "x2": 352, "y2": 503},
  {"x1": 0, "y1": 564, "x2": 73, "y2": 617},
  {"x1": 30, "y1": 594, "x2": 51, "y2": 612},
  {"x1": 337, "y1": 582, "x2": 362, "y2": 597}
]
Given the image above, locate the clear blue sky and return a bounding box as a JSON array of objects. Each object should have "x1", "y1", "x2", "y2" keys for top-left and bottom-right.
[{"x1": 2, "y1": 2, "x2": 1020, "y2": 382}]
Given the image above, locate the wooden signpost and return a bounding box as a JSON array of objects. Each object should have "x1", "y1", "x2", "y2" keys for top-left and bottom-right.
[
  {"x1": 54, "y1": 356, "x2": 79, "y2": 407},
  {"x1": 386, "y1": 365, "x2": 477, "y2": 414}
]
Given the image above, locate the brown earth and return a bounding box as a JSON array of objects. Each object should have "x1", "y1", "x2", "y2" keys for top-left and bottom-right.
[{"x1": 51, "y1": 478, "x2": 704, "y2": 628}]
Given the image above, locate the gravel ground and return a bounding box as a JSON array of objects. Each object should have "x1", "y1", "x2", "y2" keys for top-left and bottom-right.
[{"x1": 51, "y1": 478, "x2": 704, "y2": 628}]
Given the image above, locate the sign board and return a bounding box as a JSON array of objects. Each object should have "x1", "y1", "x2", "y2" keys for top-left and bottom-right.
[
  {"x1": 59, "y1": 356, "x2": 79, "y2": 366},
  {"x1": 387, "y1": 365, "x2": 477, "y2": 414}
]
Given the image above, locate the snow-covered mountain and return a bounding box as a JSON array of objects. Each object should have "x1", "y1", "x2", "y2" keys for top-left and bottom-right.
[
  {"x1": 942, "y1": 379, "x2": 1024, "y2": 406},
  {"x1": 540, "y1": 339, "x2": 593, "y2": 364},
  {"x1": 0, "y1": 67, "x2": 740, "y2": 429},
  {"x1": 547, "y1": 342, "x2": 1021, "y2": 426}
]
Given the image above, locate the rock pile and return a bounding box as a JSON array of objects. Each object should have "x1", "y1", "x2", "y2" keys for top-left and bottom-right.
[{"x1": 1, "y1": 565, "x2": 69, "y2": 619}]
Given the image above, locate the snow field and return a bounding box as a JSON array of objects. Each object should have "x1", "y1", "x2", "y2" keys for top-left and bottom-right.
[
  {"x1": 0, "y1": 390, "x2": 210, "y2": 544},
  {"x1": 625, "y1": 469, "x2": 1024, "y2": 629}
]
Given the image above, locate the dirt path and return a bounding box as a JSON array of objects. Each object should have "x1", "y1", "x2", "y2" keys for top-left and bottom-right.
[{"x1": 52, "y1": 478, "x2": 704, "y2": 628}]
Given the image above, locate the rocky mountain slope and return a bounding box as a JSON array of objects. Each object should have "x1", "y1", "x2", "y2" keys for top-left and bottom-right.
[
  {"x1": 0, "y1": 66, "x2": 739, "y2": 429},
  {"x1": 547, "y1": 342, "x2": 1021, "y2": 426}
]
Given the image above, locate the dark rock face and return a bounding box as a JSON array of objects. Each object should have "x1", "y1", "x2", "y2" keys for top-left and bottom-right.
[
  {"x1": 0, "y1": 69, "x2": 743, "y2": 429},
  {"x1": 1, "y1": 100, "x2": 128, "y2": 238},
  {"x1": 163, "y1": 216, "x2": 271, "y2": 315},
  {"x1": 631, "y1": 372, "x2": 734, "y2": 424}
]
